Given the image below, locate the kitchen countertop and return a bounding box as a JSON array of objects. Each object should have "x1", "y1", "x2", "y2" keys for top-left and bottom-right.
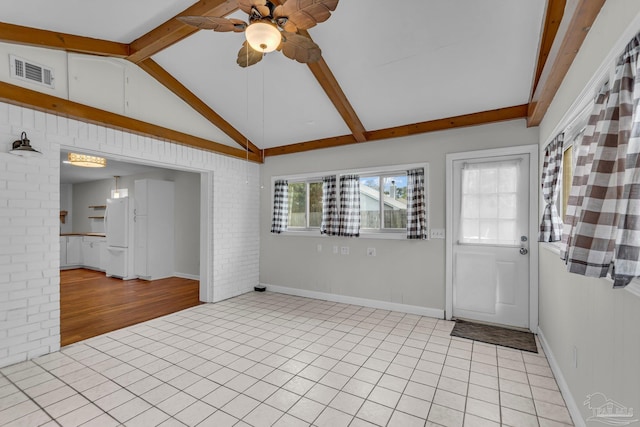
[{"x1": 60, "y1": 233, "x2": 106, "y2": 237}]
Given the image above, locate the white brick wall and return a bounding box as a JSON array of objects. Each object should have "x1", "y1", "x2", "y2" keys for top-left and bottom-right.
[{"x1": 0, "y1": 102, "x2": 260, "y2": 368}]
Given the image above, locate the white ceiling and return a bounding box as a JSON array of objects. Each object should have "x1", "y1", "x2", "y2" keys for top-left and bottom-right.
[
  {"x1": 0, "y1": 0, "x2": 547, "y2": 151},
  {"x1": 0, "y1": 0, "x2": 196, "y2": 43}
]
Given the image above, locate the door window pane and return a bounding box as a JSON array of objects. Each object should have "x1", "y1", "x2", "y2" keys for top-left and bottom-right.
[{"x1": 460, "y1": 160, "x2": 520, "y2": 245}]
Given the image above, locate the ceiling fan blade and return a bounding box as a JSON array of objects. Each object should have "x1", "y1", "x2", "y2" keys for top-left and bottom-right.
[
  {"x1": 279, "y1": 0, "x2": 338, "y2": 30},
  {"x1": 178, "y1": 16, "x2": 247, "y2": 32},
  {"x1": 237, "y1": 0, "x2": 254, "y2": 14},
  {"x1": 237, "y1": 41, "x2": 264, "y2": 67},
  {"x1": 238, "y1": 0, "x2": 270, "y2": 17},
  {"x1": 280, "y1": 32, "x2": 321, "y2": 63}
]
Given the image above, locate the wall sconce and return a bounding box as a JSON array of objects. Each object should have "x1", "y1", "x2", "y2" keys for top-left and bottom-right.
[{"x1": 9, "y1": 132, "x2": 42, "y2": 157}]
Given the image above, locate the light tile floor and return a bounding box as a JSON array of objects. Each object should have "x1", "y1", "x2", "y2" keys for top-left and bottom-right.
[{"x1": 0, "y1": 292, "x2": 574, "y2": 427}]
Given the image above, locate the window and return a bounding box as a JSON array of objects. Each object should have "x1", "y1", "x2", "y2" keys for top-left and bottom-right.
[
  {"x1": 287, "y1": 179, "x2": 323, "y2": 229},
  {"x1": 556, "y1": 113, "x2": 587, "y2": 223},
  {"x1": 359, "y1": 174, "x2": 408, "y2": 231},
  {"x1": 460, "y1": 160, "x2": 519, "y2": 245},
  {"x1": 561, "y1": 144, "x2": 573, "y2": 221},
  {"x1": 272, "y1": 162, "x2": 427, "y2": 239}
]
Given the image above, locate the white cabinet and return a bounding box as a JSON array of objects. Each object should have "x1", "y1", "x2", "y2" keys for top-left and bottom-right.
[
  {"x1": 99, "y1": 241, "x2": 108, "y2": 271},
  {"x1": 60, "y1": 237, "x2": 67, "y2": 267},
  {"x1": 134, "y1": 179, "x2": 174, "y2": 280},
  {"x1": 60, "y1": 235, "x2": 106, "y2": 270},
  {"x1": 65, "y1": 236, "x2": 82, "y2": 266},
  {"x1": 134, "y1": 215, "x2": 148, "y2": 277},
  {"x1": 81, "y1": 236, "x2": 105, "y2": 270},
  {"x1": 134, "y1": 179, "x2": 148, "y2": 216}
]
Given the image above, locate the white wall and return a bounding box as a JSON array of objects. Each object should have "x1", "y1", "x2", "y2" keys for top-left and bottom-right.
[
  {"x1": 0, "y1": 42, "x2": 237, "y2": 147},
  {"x1": 260, "y1": 120, "x2": 539, "y2": 314},
  {"x1": 0, "y1": 101, "x2": 260, "y2": 368},
  {"x1": 71, "y1": 169, "x2": 201, "y2": 277},
  {"x1": 537, "y1": 1, "x2": 640, "y2": 423}
]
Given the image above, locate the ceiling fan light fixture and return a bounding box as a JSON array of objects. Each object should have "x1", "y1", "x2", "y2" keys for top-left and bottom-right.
[
  {"x1": 245, "y1": 21, "x2": 281, "y2": 53},
  {"x1": 68, "y1": 153, "x2": 107, "y2": 168}
]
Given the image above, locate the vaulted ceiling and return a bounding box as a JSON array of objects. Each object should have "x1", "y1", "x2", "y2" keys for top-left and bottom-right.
[{"x1": 0, "y1": 0, "x2": 605, "y2": 163}]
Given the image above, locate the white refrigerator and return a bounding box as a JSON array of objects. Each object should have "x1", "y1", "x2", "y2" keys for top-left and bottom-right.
[{"x1": 105, "y1": 197, "x2": 129, "y2": 278}]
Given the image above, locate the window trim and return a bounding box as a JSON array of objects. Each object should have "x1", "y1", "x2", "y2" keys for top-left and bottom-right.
[{"x1": 272, "y1": 162, "x2": 429, "y2": 240}]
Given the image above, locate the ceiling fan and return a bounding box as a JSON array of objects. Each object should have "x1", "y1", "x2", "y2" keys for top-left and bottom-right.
[{"x1": 178, "y1": 0, "x2": 339, "y2": 67}]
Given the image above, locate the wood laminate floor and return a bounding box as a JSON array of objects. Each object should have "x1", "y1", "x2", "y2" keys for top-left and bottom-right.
[{"x1": 60, "y1": 268, "x2": 201, "y2": 346}]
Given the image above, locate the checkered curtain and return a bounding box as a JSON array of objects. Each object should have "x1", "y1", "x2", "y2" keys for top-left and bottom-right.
[
  {"x1": 338, "y1": 174, "x2": 360, "y2": 237},
  {"x1": 406, "y1": 168, "x2": 427, "y2": 239},
  {"x1": 560, "y1": 86, "x2": 606, "y2": 263},
  {"x1": 538, "y1": 133, "x2": 564, "y2": 242},
  {"x1": 562, "y1": 33, "x2": 640, "y2": 287},
  {"x1": 320, "y1": 175, "x2": 339, "y2": 235},
  {"x1": 270, "y1": 179, "x2": 288, "y2": 234}
]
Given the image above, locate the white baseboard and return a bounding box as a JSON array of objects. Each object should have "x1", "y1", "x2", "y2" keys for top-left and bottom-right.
[
  {"x1": 537, "y1": 327, "x2": 586, "y2": 427},
  {"x1": 263, "y1": 283, "x2": 444, "y2": 319},
  {"x1": 174, "y1": 272, "x2": 200, "y2": 280}
]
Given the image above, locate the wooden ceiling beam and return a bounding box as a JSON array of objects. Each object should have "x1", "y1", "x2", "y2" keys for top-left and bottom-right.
[
  {"x1": 138, "y1": 58, "x2": 259, "y2": 153},
  {"x1": 527, "y1": 0, "x2": 605, "y2": 126},
  {"x1": 127, "y1": 0, "x2": 238, "y2": 63},
  {"x1": 263, "y1": 134, "x2": 357, "y2": 157},
  {"x1": 0, "y1": 81, "x2": 262, "y2": 163},
  {"x1": 264, "y1": 105, "x2": 528, "y2": 157},
  {"x1": 0, "y1": 22, "x2": 129, "y2": 57},
  {"x1": 306, "y1": 56, "x2": 368, "y2": 143},
  {"x1": 297, "y1": 29, "x2": 367, "y2": 143},
  {"x1": 530, "y1": 0, "x2": 566, "y2": 98}
]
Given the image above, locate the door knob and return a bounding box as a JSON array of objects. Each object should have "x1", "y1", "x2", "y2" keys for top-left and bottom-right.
[{"x1": 520, "y1": 235, "x2": 528, "y2": 255}]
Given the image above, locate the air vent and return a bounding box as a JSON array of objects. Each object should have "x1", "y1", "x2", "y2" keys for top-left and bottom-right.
[{"x1": 9, "y1": 55, "x2": 55, "y2": 88}]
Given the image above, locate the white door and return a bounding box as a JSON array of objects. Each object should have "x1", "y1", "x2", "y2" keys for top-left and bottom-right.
[{"x1": 451, "y1": 152, "x2": 531, "y2": 329}]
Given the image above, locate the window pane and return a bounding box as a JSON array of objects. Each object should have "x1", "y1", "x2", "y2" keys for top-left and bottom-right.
[
  {"x1": 562, "y1": 145, "x2": 573, "y2": 221},
  {"x1": 498, "y1": 165, "x2": 517, "y2": 192},
  {"x1": 498, "y1": 194, "x2": 517, "y2": 219},
  {"x1": 309, "y1": 182, "x2": 323, "y2": 228},
  {"x1": 479, "y1": 219, "x2": 498, "y2": 241},
  {"x1": 360, "y1": 177, "x2": 380, "y2": 229},
  {"x1": 460, "y1": 160, "x2": 519, "y2": 245},
  {"x1": 479, "y1": 194, "x2": 498, "y2": 219},
  {"x1": 288, "y1": 182, "x2": 306, "y2": 228},
  {"x1": 479, "y1": 168, "x2": 498, "y2": 193},
  {"x1": 382, "y1": 176, "x2": 407, "y2": 229}
]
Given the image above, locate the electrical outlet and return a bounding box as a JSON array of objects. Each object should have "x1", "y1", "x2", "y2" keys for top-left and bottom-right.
[
  {"x1": 316, "y1": 244, "x2": 322, "y2": 253},
  {"x1": 430, "y1": 229, "x2": 445, "y2": 239},
  {"x1": 367, "y1": 247, "x2": 376, "y2": 257},
  {"x1": 340, "y1": 246, "x2": 349, "y2": 255},
  {"x1": 333, "y1": 245, "x2": 338, "y2": 254}
]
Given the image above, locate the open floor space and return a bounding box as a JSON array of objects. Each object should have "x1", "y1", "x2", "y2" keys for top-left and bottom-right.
[
  {"x1": 61, "y1": 269, "x2": 201, "y2": 346},
  {"x1": 1, "y1": 292, "x2": 572, "y2": 426}
]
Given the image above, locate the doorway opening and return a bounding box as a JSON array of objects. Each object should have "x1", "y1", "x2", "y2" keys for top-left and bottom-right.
[{"x1": 59, "y1": 149, "x2": 210, "y2": 345}]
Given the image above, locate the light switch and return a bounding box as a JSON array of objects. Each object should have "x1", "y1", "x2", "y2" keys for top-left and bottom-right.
[{"x1": 430, "y1": 229, "x2": 445, "y2": 239}]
